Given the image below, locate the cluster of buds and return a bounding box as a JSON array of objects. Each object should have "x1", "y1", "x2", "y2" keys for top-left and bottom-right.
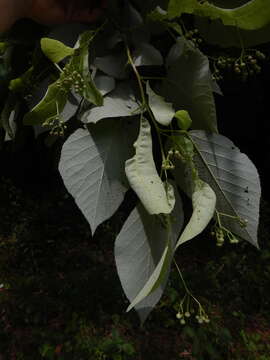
[
  {"x1": 185, "y1": 28, "x2": 203, "y2": 47},
  {"x1": 176, "y1": 311, "x2": 191, "y2": 325},
  {"x1": 213, "y1": 49, "x2": 267, "y2": 82},
  {"x1": 42, "y1": 114, "x2": 67, "y2": 137},
  {"x1": 56, "y1": 64, "x2": 86, "y2": 95},
  {"x1": 176, "y1": 298, "x2": 210, "y2": 326},
  {"x1": 162, "y1": 148, "x2": 184, "y2": 170},
  {"x1": 195, "y1": 313, "x2": 210, "y2": 324},
  {"x1": 211, "y1": 225, "x2": 239, "y2": 247}
]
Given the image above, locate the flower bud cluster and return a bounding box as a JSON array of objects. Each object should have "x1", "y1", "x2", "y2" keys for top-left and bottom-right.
[
  {"x1": 213, "y1": 49, "x2": 267, "y2": 82},
  {"x1": 195, "y1": 314, "x2": 210, "y2": 324},
  {"x1": 43, "y1": 115, "x2": 67, "y2": 137},
  {"x1": 176, "y1": 307, "x2": 210, "y2": 326},
  {"x1": 56, "y1": 64, "x2": 86, "y2": 95},
  {"x1": 185, "y1": 28, "x2": 203, "y2": 47},
  {"x1": 211, "y1": 224, "x2": 240, "y2": 247}
]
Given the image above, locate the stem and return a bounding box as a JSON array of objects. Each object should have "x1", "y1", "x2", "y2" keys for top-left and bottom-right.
[
  {"x1": 126, "y1": 44, "x2": 166, "y2": 161},
  {"x1": 126, "y1": 46, "x2": 146, "y2": 105},
  {"x1": 174, "y1": 259, "x2": 201, "y2": 306}
]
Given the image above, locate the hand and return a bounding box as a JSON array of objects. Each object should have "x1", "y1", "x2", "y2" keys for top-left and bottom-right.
[{"x1": 0, "y1": 0, "x2": 106, "y2": 33}]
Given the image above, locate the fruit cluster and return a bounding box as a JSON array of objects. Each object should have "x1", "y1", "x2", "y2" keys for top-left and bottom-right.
[
  {"x1": 185, "y1": 28, "x2": 203, "y2": 47},
  {"x1": 213, "y1": 50, "x2": 266, "y2": 82}
]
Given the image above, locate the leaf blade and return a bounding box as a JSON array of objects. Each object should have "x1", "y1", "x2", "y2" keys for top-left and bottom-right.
[
  {"x1": 190, "y1": 130, "x2": 261, "y2": 246},
  {"x1": 125, "y1": 117, "x2": 175, "y2": 215},
  {"x1": 59, "y1": 119, "x2": 138, "y2": 234}
]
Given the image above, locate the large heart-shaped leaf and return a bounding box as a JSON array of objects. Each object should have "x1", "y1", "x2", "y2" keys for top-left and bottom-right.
[
  {"x1": 115, "y1": 184, "x2": 183, "y2": 322},
  {"x1": 190, "y1": 130, "x2": 261, "y2": 247},
  {"x1": 125, "y1": 116, "x2": 175, "y2": 215},
  {"x1": 59, "y1": 118, "x2": 138, "y2": 234},
  {"x1": 162, "y1": 38, "x2": 218, "y2": 133}
]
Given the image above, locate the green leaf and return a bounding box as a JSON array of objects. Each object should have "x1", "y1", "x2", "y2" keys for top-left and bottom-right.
[
  {"x1": 162, "y1": 38, "x2": 218, "y2": 132},
  {"x1": 24, "y1": 81, "x2": 68, "y2": 125},
  {"x1": 80, "y1": 83, "x2": 140, "y2": 124},
  {"x1": 115, "y1": 183, "x2": 183, "y2": 322},
  {"x1": 125, "y1": 117, "x2": 175, "y2": 215},
  {"x1": 41, "y1": 38, "x2": 74, "y2": 63},
  {"x1": 190, "y1": 130, "x2": 261, "y2": 247},
  {"x1": 168, "y1": 0, "x2": 270, "y2": 30},
  {"x1": 195, "y1": 17, "x2": 270, "y2": 48},
  {"x1": 70, "y1": 31, "x2": 103, "y2": 106},
  {"x1": 175, "y1": 180, "x2": 216, "y2": 249},
  {"x1": 146, "y1": 82, "x2": 175, "y2": 126},
  {"x1": 175, "y1": 110, "x2": 192, "y2": 130},
  {"x1": 24, "y1": 31, "x2": 103, "y2": 125},
  {"x1": 59, "y1": 118, "x2": 138, "y2": 234}
]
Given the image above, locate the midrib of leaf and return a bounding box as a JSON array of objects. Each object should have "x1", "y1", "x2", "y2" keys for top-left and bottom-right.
[
  {"x1": 189, "y1": 134, "x2": 251, "y2": 240},
  {"x1": 93, "y1": 135, "x2": 114, "y2": 227}
]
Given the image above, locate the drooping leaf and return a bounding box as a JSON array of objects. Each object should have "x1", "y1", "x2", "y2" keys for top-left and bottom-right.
[
  {"x1": 190, "y1": 130, "x2": 261, "y2": 247},
  {"x1": 162, "y1": 38, "x2": 218, "y2": 132},
  {"x1": 41, "y1": 38, "x2": 74, "y2": 63},
  {"x1": 167, "y1": 0, "x2": 270, "y2": 31},
  {"x1": 125, "y1": 116, "x2": 175, "y2": 215},
  {"x1": 133, "y1": 43, "x2": 163, "y2": 66},
  {"x1": 80, "y1": 83, "x2": 140, "y2": 124},
  {"x1": 59, "y1": 118, "x2": 138, "y2": 234},
  {"x1": 176, "y1": 180, "x2": 216, "y2": 249},
  {"x1": 115, "y1": 184, "x2": 183, "y2": 322},
  {"x1": 146, "y1": 82, "x2": 175, "y2": 126}
]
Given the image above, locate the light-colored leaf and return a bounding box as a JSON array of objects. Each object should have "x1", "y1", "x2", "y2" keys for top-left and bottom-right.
[
  {"x1": 176, "y1": 180, "x2": 216, "y2": 249},
  {"x1": 125, "y1": 117, "x2": 175, "y2": 215},
  {"x1": 162, "y1": 38, "x2": 218, "y2": 132},
  {"x1": 80, "y1": 83, "x2": 140, "y2": 124},
  {"x1": 190, "y1": 130, "x2": 261, "y2": 247},
  {"x1": 133, "y1": 43, "x2": 163, "y2": 66},
  {"x1": 126, "y1": 242, "x2": 171, "y2": 312},
  {"x1": 41, "y1": 38, "x2": 74, "y2": 63},
  {"x1": 146, "y1": 82, "x2": 175, "y2": 126},
  {"x1": 59, "y1": 118, "x2": 138, "y2": 234},
  {"x1": 94, "y1": 75, "x2": 115, "y2": 96},
  {"x1": 94, "y1": 53, "x2": 129, "y2": 79},
  {"x1": 115, "y1": 184, "x2": 183, "y2": 322}
]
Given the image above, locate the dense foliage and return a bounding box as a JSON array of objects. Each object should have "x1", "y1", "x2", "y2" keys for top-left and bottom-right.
[{"x1": 1, "y1": 2, "x2": 270, "y2": 355}]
